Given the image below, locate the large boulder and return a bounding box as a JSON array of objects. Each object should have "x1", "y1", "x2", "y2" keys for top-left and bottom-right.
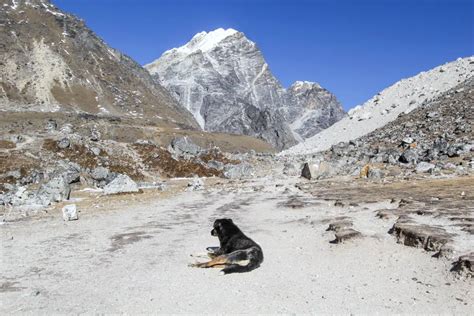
[
  {"x1": 301, "y1": 161, "x2": 331, "y2": 180},
  {"x1": 36, "y1": 176, "x2": 71, "y2": 206},
  {"x1": 103, "y1": 174, "x2": 139, "y2": 195},
  {"x1": 169, "y1": 137, "x2": 202, "y2": 156}
]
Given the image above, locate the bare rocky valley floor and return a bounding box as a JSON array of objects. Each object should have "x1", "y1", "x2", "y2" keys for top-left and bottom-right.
[{"x1": 1, "y1": 175, "x2": 472, "y2": 314}]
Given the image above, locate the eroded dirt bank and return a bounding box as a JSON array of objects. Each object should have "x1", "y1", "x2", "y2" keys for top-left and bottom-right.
[{"x1": 1, "y1": 176, "x2": 472, "y2": 313}]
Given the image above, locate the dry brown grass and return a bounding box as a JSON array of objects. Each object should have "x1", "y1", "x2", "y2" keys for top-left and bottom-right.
[
  {"x1": 42, "y1": 139, "x2": 100, "y2": 170},
  {"x1": 133, "y1": 143, "x2": 222, "y2": 178},
  {"x1": 0, "y1": 152, "x2": 40, "y2": 193},
  {"x1": 0, "y1": 140, "x2": 16, "y2": 149}
]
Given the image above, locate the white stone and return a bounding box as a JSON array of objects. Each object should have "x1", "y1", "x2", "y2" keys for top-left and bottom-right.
[{"x1": 62, "y1": 204, "x2": 78, "y2": 221}]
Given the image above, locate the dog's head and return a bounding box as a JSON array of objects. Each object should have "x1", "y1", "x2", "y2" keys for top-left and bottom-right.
[{"x1": 211, "y1": 218, "x2": 237, "y2": 237}]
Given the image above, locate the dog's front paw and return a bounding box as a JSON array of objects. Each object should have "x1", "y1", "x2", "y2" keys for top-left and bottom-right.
[{"x1": 206, "y1": 246, "x2": 219, "y2": 253}]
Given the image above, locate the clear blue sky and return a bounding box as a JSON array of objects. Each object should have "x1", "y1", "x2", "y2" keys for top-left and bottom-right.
[{"x1": 54, "y1": 0, "x2": 473, "y2": 110}]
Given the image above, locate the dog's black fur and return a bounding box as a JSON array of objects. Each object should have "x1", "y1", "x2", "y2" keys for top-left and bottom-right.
[{"x1": 191, "y1": 218, "x2": 263, "y2": 274}]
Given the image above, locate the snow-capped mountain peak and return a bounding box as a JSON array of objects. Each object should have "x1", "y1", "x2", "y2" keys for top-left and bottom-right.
[
  {"x1": 291, "y1": 81, "x2": 322, "y2": 91},
  {"x1": 145, "y1": 28, "x2": 344, "y2": 149},
  {"x1": 161, "y1": 28, "x2": 238, "y2": 57}
]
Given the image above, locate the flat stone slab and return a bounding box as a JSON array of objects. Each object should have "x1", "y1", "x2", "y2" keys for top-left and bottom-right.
[
  {"x1": 332, "y1": 228, "x2": 362, "y2": 244},
  {"x1": 389, "y1": 217, "x2": 454, "y2": 252}
]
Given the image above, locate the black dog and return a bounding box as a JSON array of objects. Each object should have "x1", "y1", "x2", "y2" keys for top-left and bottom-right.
[{"x1": 189, "y1": 218, "x2": 264, "y2": 274}]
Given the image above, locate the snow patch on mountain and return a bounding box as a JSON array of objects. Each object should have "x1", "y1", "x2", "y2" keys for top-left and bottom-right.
[{"x1": 282, "y1": 56, "x2": 474, "y2": 156}]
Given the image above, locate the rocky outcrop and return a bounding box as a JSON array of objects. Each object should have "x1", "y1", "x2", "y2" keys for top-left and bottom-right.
[
  {"x1": 145, "y1": 28, "x2": 344, "y2": 149},
  {"x1": 389, "y1": 216, "x2": 454, "y2": 252}
]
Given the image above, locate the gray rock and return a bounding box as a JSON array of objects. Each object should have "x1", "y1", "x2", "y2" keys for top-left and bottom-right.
[
  {"x1": 186, "y1": 177, "x2": 204, "y2": 191},
  {"x1": 104, "y1": 174, "x2": 139, "y2": 195},
  {"x1": 63, "y1": 164, "x2": 81, "y2": 184},
  {"x1": 447, "y1": 144, "x2": 462, "y2": 157},
  {"x1": 169, "y1": 137, "x2": 202, "y2": 156},
  {"x1": 416, "y1": 162, "x2": 435, "y2": 173},
  {"x1": 46, "y1": 119, "x2": 57, "y2": 131},
  {"x1": 283, "y1": 161, "x2": 301, "y2": 176},
  {"x1": 103, "y1": 174, "x2": 139, "y2": 195},
  {"x1": 62, "y1": 204, "x2": 78, "y2": 221},
  {"x1": 443, "y1": 162, "x2": 457, "y2": 170},
  {"x1": 301, "y1": 162, "x2": 316, "y2": 180},
  {"x1": 223, "y1": 163, "x2": 253, "y2": 179},
  {"x1": 207, "y1": 160, "x2": 224, "y2": 171},
  {"x1": 398, "y1": 149, "x2": 418, "y2": 164},
  {"x1": 90, "y1": 147, "x2": 101, "y2": 156},
  {"x1": 368, "y1": 168, "x2": 384, "y2": 179},
  {"x1": 7, "y1": 186, "x2": 46, "y2": 207},
  {"x1": 301, "y1": 161, "x2": 331, "y2": 180},
  {"x1": 58, "y1": 138, "x2": 70, "y2": 149},
  {"x1": 36, "y1": 176, "x2": 71, "y2": 206},
  {"x1": 402, "y1": 137, "x2": 414, "y2": 145},
  {"x1": 60, "y1": 124, "x2": 74, "y2": 135},
  {"x1": 90, "y1": 129, "x2": 101, "y2": 142},
  {"x1": 91, "y1": 166, "x2": 109, "y2": 181}
]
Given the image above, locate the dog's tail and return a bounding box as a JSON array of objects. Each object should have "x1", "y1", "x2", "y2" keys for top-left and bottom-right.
[{"x1": 221, "y1": 246, "x2": 263, "y2": 275}]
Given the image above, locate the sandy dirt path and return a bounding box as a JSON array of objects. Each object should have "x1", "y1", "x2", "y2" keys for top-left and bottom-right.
[{"x1": 1, "y1": 177, "x2": 472, "y2": 314}]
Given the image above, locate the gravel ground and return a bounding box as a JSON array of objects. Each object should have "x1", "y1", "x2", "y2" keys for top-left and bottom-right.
[{"x1": 1, "y1": 177, "x2": 472, "y2": 314}]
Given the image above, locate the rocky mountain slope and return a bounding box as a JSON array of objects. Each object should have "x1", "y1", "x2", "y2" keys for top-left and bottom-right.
[
  {"x1": 282, "y1": 75, "x2": 474, "y2": 181},
  {"x1": 0, "y1": 0, "x2": 278, "y2": 210},
  {"x1": 0, "y1": 0, "x2": 198, "y2": 129},
  {"x1": 145, "y1": 28, "x2": 344, "y2": 149},
  {"x1": 285, "y1": 57, "x2": 474, "y2": 155}
]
